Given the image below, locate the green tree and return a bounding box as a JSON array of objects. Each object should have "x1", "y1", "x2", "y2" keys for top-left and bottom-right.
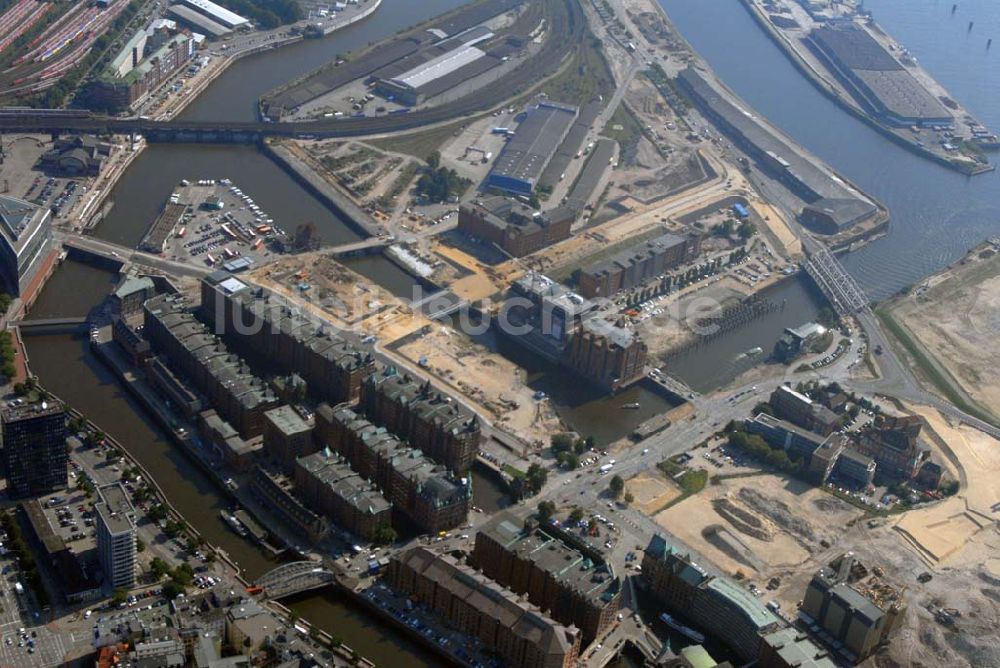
[
  {"x1": 171, "y1": 563, "x2": 194, "y2": 587},
  {"x1": 568, "y1": 507, "x2": 584, "y2": 524},
  {"x1": 162, "y1": 581, "x2": 185, "y2": 600},
  {"x1": 536, "y1": 500, "x2": 555, "y2": 523},
  {"x1": 149, "y1": 558, "x2": 171, "y2": 579},
  {"x1": 373, "y1": 524, "x2": 397, "y2": 545},
  {"x1": 551, "y1": 433, "x2": 575, "y2": 455},
  {"x1": 609, "y1": 475, "x2": 625, "y2": 498},
  {"x1": 136, "y1": 538, "x2": 145, "y2": 553},
  {"x1": 111, "y1": 589, "x2": 128, "y2": 606},
  {"x1": 525, "y1": 463, "x2": 548, "y2": 494}
]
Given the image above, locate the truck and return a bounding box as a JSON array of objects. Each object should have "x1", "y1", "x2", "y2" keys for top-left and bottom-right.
[
  {"x1": 599, "y1": 464, "x2": 614, "y2": 475},
  {"x1": 14, "y1": 582, "x2": 23, "y2": 595}
]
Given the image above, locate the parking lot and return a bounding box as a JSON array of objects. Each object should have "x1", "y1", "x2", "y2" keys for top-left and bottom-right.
[
  {"x1": 149, "y1": 180, "x2": 287, "y2": 270},
  {"x1": 23, "y1": 175, "x2": 83, "y2": 218}
]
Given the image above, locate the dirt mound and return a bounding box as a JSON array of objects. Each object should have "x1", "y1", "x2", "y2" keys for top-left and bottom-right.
[
  {"x1": 812, "y1": 496, "x2": 852, "y2": 514},
  {"x1": 738, "y1": 487, "x2": 819, "y2": 548},
  {"x1": 713, "y1": 497, "x2": 775, "y2": 541}
]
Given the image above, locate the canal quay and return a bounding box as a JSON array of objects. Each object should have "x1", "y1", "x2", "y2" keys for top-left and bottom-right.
[{"x1": 19, "y1": 0, "x2": 1000, "y2": 663}]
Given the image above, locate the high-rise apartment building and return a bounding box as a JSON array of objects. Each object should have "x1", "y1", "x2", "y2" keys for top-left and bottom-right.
[
  {"x1": 1, "y1": 400, "x2": 67, "y2": 499},
  {"x1": 96, "y1": 483, "x2": 137, "y2": 591}
]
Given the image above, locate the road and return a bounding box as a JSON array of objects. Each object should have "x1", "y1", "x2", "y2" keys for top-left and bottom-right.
[{"x1": 55, "y1": 231, "x2": 214, "y2": 279}]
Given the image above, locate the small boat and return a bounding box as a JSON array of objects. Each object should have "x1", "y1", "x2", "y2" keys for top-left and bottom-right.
[
  {"x1": 660, "y1": 613, "x2": 705, "y2": 644},
  {"x1": 746, "y1": 346, "x2": 763, "y2": 357},
  {"x1": 221, "y1": 511, "x2": 247, "y2": 537},
  {"x1": 621, "y1": 402, "x2": 641, "y2": 410}
]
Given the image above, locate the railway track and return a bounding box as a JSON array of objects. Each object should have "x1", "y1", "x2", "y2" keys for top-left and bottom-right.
[{"x1": 0, "y1": 0, "x2": 585, "y2": 140}]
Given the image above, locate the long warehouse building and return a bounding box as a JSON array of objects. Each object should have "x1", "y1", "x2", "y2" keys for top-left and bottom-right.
[
  {"x1": 487, "y1": 101, "x2": 579, "y2": 195},
  {"x1": 167, "y1": 4, "x2": 232, "y2": 37},
  {"x1": 180, "y1": 0, "x2": 248, "y2": 29},
  {"x1": 678, "y1": 67, "x2": 877, "y2": 233},
  {"x1": 807, "y1": 23, "x2": 951, "y2": 127}
]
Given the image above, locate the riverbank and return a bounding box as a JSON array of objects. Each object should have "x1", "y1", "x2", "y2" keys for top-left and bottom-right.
[{"x1": 736, "y1": 0, "x2": 994, "y2": 177}]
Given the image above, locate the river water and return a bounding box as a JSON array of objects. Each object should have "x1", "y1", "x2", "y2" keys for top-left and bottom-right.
[
  {"x1": 657, "y1": 0, "x2": 1000, "y2": 301},
  {"x1": 22, "y1": 0, "x2": 1000, "y2": 662}
]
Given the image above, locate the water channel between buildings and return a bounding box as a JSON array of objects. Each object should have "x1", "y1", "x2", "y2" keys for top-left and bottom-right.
[{"x1": 21, "y1": 0, "x2": 1000, "y2": 662}]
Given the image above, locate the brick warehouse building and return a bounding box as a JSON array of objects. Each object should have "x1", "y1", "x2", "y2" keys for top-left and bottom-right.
[
  {"x1": 201, "y1": 272, "x2": 375, "y2": 406},
  {"x1": 315, "y1": 403, "x2": 470, "y2": 534},
  {"x1": 473, "y1": 511, "x2": 622, "y2": 645},
  {"x1": 360, "y1": 369, "x2": 481, "y2": 475},
  {"x1": 387, "y1": 547, "x2": 581, "y2": 668},
  {"x1": 458, "y1": 197, "x2": 573, "y2": 258},
  {"x1": 564, "y1": 317, "x2": 648, "y2": 393},
  {"x1": 576, "y1": 231, "x2": 702, "y2": 299}
]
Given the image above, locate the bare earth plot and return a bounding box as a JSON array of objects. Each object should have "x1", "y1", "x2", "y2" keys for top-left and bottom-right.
[
  {"x1": 653, "y1": 473, "x2": 862, "y2": 580},
  {"x1": 893, "y1": 404, "x2": 1000, "y2": 571},
  {"x1": 889, "y1": 247, "x2": 1000, "y2": 421},
  {"x1": 626, "y1": 470, "x2": 681, "y2": 515}
]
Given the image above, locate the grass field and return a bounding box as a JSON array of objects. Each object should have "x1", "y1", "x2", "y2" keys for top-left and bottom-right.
[{"x1": 600, "y1": 101, "x2": 644, "y2": 148}]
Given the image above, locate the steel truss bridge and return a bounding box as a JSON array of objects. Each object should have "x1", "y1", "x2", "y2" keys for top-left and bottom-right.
[
  {"x1": 802, "y1": 246, "x2": 870, "y2": 315},
  {"x1": 254, "y1": 561, "x2": 337, "y2": 599}
]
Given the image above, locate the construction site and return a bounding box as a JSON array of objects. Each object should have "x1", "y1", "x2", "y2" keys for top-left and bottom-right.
[
  {"x1": 246, "y1": 253, "x2": 562, "y2": 449},
  {"x1": 620, "y1": 390, "x2": 1000, "y2": 667}
]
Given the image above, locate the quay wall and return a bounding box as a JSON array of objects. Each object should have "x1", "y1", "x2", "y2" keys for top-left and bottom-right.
[{"x1": 262, "y1": 141, "x2": 380, "y2": 238}]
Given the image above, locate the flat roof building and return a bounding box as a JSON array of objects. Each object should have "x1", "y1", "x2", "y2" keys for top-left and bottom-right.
[
  {"x1": 759, "y1": 628, "x2": 837, "y2": 668},
  {"x1": 167, "y1": 4, "x2": 231, "y2": 37},
  {"x1": 800, "y1": 556, "x2": 903, "y2": 663},
  {"x1": 808, "y1": 23, "x2": 951, "y2": 126},
  {"x1": 487, "y1": 102, "x2": 579, "y2": 195},
  {"x1": 677, "y1": 67, "x2": 877, "y2": 230},
  {"x1": 0, "y1": 195, "x2": 53, "y2": 297},
  {"x1": 377, "y1": 42, "x2": 487, "y2": 106},
  {"x1": 179, "y1": 0, "x2": 248, "y2": 29},
  {"x1": 1, "y1": 400, "x2": 66, "y2": 499},
  {"x1": 96, "y1": 483, "x2": 137, "y2": 591},
  {"x1": 262, "y1": 405, "x2": 315, "y2": 471}
]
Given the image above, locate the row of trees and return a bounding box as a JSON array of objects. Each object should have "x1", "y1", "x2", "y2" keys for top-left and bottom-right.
[
  {"x1": 0, "y1": 330, "x2": 16, "y2": 380},
  {"x1": 615, "y1": 252, "x2": 739, "y2": 309},
  {"x1": 726, "y1": 428, "x2": 804, "y2": 475}
]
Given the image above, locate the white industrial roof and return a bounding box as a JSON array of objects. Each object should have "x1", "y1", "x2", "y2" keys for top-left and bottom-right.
[
  {"x1": 219, "y1": 277, "x2": 248, "y2": 294},
  {"x1": 181, "y1": 0, "x2": 248, "y2": 28},
  {"x1": 392, "y1": 44, "x2": 486, "y2": 90}
]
